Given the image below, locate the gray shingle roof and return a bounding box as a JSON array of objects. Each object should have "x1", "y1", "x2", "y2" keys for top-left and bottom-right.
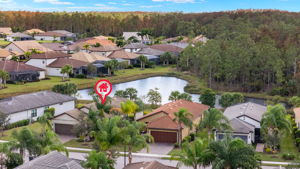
[
  {"x1": 230, "y1": 118, "x2": 255, "y2": 134},
  {"x1": 15, "y1": 151, "x2": 83, "y2": 169},
  {"x1": 223, "y1": 102, "x2": 266, "y2": 122},
  {"x1": 136, "y1": 47, "x2": 165, "y2": 56},
  {"x1": 0, "y1": 91, "x2": 75, "y2": 114}
]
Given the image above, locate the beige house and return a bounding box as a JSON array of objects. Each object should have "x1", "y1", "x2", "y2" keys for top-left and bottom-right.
[
  {"x1": 138, "y1": 100, "x2": 209, "y2": 143},
  {"x1": 0, "y1": 49, "x2": 13, "y2": 61},
  {"x1": 71, "y1": 52, "x2": 111, "y2": 63},
  {"x1": 0, "y1": 27, "x2": 12, "y2": 36},
  {"x1": 5, "y1": 40, "x2": 51, "y2": 55}
]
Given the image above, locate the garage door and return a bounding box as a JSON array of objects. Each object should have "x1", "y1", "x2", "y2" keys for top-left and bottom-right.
[
  {"x1": 55, "y1": 123, "x2": 75, "y2": 135},
  {"x1": 150, "y1": 131, "x2": 177, "y2": 143}
]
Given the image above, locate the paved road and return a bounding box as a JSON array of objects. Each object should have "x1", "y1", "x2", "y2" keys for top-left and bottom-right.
[{"x1": 69, "y1": 151, "x2": 285, "y2": 169}]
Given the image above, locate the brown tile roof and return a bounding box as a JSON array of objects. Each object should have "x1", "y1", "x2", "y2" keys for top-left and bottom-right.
[
  {"x1": 0, "y1": 49, "x2": 12, "y2": 58},
  {"x1": 71, "y1": 52, "x2": 110, "y2": 63},
  {"x1": 148, "y1": 115, "x2": 179, "y2": 130},
  {"x1": 85, "y1": 38, "x2": 116, "y2": 46},
  {"x1": 9, "y1": 41, "x2": 51, "y2": 53},
  {"x1": 0, "y1": 27, "x2": 12, "y2": 35},
  {"x1": 35, "y1": 31, "x2": 65, "y2": 37},
  {"x1": 0, "y1": 60, "x2": 44, "y2": 72},
  {"x1": 138, "y1": 100, "x2": 209, "y2": 130},
  {"x1": 108, "y1": 50, "x2": 139, "y2": 59},
  {"x1": 41, "y1": 43, "x2": 70, "y2": 51},
  {"x1": 30, "y1": 51, "x2": 71, "y2": 59},
  {"x1": 47, "y1": 57, "x2": 87, "y2": 68},
  {"x1": 150, "y1": 44, "x2": 183, "y2": 53},
  {"x1": 124, "y1": 161, "x2": 177, "y2": 169},
  {"x1": 89, "y1": 45, "x2": 120, "y2": 52}
]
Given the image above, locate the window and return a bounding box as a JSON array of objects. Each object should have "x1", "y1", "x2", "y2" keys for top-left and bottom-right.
[{"x1": 31, "y1": 109, "x2": 37, "y2": 117}]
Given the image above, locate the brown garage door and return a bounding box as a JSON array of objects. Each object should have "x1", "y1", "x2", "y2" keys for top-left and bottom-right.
[
  {"x1": 55, "y1": 123, "x2": 75, "y2": 135},
  {"x1": 150, "y1": 131, "x2": 177, "y2": 143}
]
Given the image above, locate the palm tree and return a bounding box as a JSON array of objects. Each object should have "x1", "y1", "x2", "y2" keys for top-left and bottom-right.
[
  {"x1": 60, "y1": 64, "x2": 73, "y2": 81},
  {"x1": 171, "y1": 139, "x2": 213, "y2": 169},
  {"x1": 261, "y1": 104, "x2": 292, "y2": 151},
  {"x1": 199, "y1": 108, "x2": 231, "y2": 137},
  {"x1": 90, "y1": 116, "x2": 123, "y2": 160},
  {"x1": 83, "y1": 44, "x2": 90, "y2": 52},
  {"x1": 11, "y1": 128, "x2": 37, "y2": 158},
  {"x1": 138, "y1": 55, "x2": 148, "y2": 70},
  {"x1": 0, "y1": 70, "x2": 9, "y2": 88},
  {"x1": 160, "y1": 52, "x2": 172, "y2": 65},
  {"x1": 169, "y1": 91, "x2": 181, "y2": 101},
  {"x1": 105, "y1": 60, "x2": 119, "y2": 76},
  {"x1": 122, "y1": 121, "x2": 153, "y2": 164},
  {"x1": 208, "y1": 136, "x2": 260, "y2": 169},
  {"x1": 121, "y1": 100, "x2": 138, "y2": 120},
  {"x1": 173, "y1": 108, "x2": 193, "y2": 145},
  {"x1": 35, "y1": 129, "x2": 68, "y2": 156},
  {"x1": 24, "y1": 51, "x2": 32, "y2": 59},
  {"x1": 82, "y1": 150, "x2": 114, "y2": 169}
]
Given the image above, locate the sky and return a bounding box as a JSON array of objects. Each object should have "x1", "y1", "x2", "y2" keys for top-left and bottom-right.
[{"x1": 0, "y1": 0, "x2": 300, "y2": 13}]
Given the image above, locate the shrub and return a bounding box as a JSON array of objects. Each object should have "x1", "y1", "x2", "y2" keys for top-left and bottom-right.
[
  {"x1": 44, "y1": 107, "x2": 55, "y2": 116},
  {"x1": 5, "y1": 153, "x2": 23, "y2": 169},
  {"x1": 75, "y1": 74, "x2": 87, "y2": 79},
  {"x1": 296, "y1": 138, "x2": 300, "y2": 146},
  {"x1": 174, "y1": 143, "x2": 179, "y2": 148},
  {"x1": 265, "y1": 148, "x2": 272, "y2": 154},
  {"x1": 295, "y1": 130, "x2": 300, "y2": 138},
  {"x1": 5, "y1": 119, "x2": 30, "y2": 130},
  {"x1": 127, "y1": 65, "x2": 134, "y2": 69},
  {"x1": 282, "y1": 153, "x2": 295, "y2": 160}
]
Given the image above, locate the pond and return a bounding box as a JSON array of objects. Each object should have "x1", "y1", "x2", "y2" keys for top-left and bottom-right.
[{"x1": 76, "y1": 76, "x2": 266, "y2": 108}]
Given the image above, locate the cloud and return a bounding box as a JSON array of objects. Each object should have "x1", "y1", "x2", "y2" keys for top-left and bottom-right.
[
  {"x1": 152, "y1": 0, "x2": 194, "y2": 3},
  {"x1": 0, "y1": 0, "x2": 13, "y2": 3},
  {"x1": 33, "y1": 0, "x2": 73, "y2": 5}
]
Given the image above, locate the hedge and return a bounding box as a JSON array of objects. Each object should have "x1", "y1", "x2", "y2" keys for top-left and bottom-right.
[{"x1": 5, "y1": 119, "x2": 30, "y2": 130}]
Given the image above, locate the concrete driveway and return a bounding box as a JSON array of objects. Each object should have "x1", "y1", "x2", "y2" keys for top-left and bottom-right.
[
  {"x1": 59, "y1": 135, "x2": 75, "y2": 143},
  {"x1": 139, "y1": 143, "x2": 174, "y2": 155}
]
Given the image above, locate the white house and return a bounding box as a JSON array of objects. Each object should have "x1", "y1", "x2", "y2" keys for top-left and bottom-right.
[
  {"x1": 26, "y1": 51, "x2": 71, "y2": 75},
  {"x1": 216, "y1": 102, "x2": 266, "y2": 144},
  {"x1": 0, "y1": 91, "x2": 76, "y2": 123},
  {"x1": 123, "y1": 32, "x2": 151, "y2": 44},
  {"x1": 34, "y1": 32, "x2": 66, "y2": 41},
  {"x1": 6, "y1": 32, "x2": 33, "y2": 42},
  {"x1": 46, "y1": 57, "x2": 87, "y2": 77},
  {"x1": 123, "y1": 43, "x2": 147, "y2": 53}
]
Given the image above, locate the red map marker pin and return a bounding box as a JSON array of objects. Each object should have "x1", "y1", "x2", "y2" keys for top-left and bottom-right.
[{"x1": 94, "y1": 79, "x2": 113, "y2": 104}]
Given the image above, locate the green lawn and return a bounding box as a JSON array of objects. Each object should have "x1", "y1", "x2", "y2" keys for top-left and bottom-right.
[
  {"x1": 0, "y1": 40, "x2": 10, "y2": 47},
  {"x1": 259, "y1": 133, "x2": 300, "y2": 162},
  {"x1": 0, "y1": 66, "x2": 174, "y2": 98},
  {"x1": 0, "y1": 122, "x2": 43, "y2": 141}
]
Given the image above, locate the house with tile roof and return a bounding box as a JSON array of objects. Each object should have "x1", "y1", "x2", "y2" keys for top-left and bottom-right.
[
  {"x1": 15, "y1": 151, "x2": 83, "y2": 169},
  {"x1": 24, "y1": 28, "x2": 45, "y2": 35},
  {"x1": 0, "y1": 48, "x2": 13, "y2": 61},
  {"x1": 138, "y1": 100, "x2": 209, "y2": 143},
  {"x1": 6, "y1": 32, "x2": 33, "y2": 42},
  {"x1": 5, "y1": 40, "x2": 51, "y2": 55},
  {"x1": 41, "y1": 43, "x2": 70, "y2": 53},
  {"x1": 34, "y1": 31, "x2": 67, "y2": 41},
  {"x1": 26, "y1": 51, "x2": 71, "y2": 71},
  {"x1": 123, "y1": 43, "x2": 147, "y2": 53},
  {"x1": 108, "y1": 50, "x2": 139, "y2": 65},
  {"x1": 0, "y1": 27, "x2": 12, "y2": 36},
  {"x1": 47, "y1": 57, "x2": 88, "y2": 77},
  {"x1": 0, "y1": 60, "x2": 46, "y2": 81},
  {"x1": 215, "y1": 102, "x2": 267, "y2": 144},
  {"x1": 51, "y1": 30, "x2": 76, "y2": 40},
  {"x1": 71, "y1": 51, "x2": 111, "y2": 63},
  {"x1": 150, "y1": 44, "x2": 183, "y2": 56},
  {"x1": 0, "y1": 91, "x2": 75, "y2": 123},
  {"x1": 123, "y1": 32, "x2": 151, "y2": 44}
]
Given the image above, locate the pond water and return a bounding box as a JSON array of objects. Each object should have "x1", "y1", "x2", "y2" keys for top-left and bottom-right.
[{"x1": 76, "y1": 76, "x2": 265, "y2": 108}]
